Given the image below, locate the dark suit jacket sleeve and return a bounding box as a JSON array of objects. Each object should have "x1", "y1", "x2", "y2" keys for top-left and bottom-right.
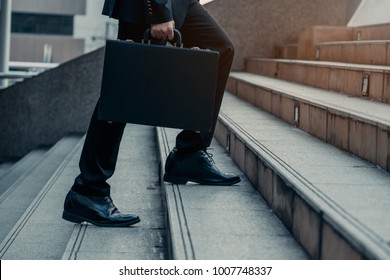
[
  {"x1": 102, "y1": 0, "x2": 116, "y2": 17},
  {"x1": 102, "y1": 0, "x2": 178, "y2": 25},
  {"x1": 145, "y1": 0, "x2": 173, "y2": 24}
]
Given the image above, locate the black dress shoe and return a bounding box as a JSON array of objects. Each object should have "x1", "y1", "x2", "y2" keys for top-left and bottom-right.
[
  {"x1": 163, "y1": 148, "x2": 241, "y2": 185},
  {"x1": 62, "y1": 190, "x2": 140, "y2": 227}
]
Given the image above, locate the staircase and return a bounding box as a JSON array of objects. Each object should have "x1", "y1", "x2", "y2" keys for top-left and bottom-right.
[
  {"x1": 1, "y1": 21, "x2": 390, "y2": 260},
  {"x1": 219, "y1": 23, "x2": 390, "y2": 259},
  {"x1": 0, "y1": 124, "x2": 308, "y2": 260}
]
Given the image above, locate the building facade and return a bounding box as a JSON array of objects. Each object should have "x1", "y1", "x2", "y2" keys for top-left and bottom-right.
[{"x1": 7, "y1": 0, "x2": 118, "y2": 64}]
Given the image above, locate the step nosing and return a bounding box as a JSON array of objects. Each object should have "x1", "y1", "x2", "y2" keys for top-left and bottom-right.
[
  {"x1": 316, "y1": 39, "x2": 390, "y2": 46},
  {"x1": 248, "y1": 58, "x2": 390, "y2": 71},
  {"x1": 62, "y1": 224, "x2": 88, "y2": 260},
  {"x1": 156, "y1": 127, "x2": 196, "y2": 260}
]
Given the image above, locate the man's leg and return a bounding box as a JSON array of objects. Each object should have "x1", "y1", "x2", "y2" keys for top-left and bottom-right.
[
  {"x1": 163, "y1": 1, "x2": 240, "y2": 186},
  {"x1": 63, "y1": 101, "x2": 140, "y2": 227},
  {"x1": 179, "y1": 1, "x2": 235, "y2": 147},
  {"x1": 70, "y1": 21, "x2": 147, "y2": 196},
  {"x1": 62, "y1": 22, "x2": 147, "y2": 227},
  {"x1": 71, "y1": 101, "x2": 126, "y2": 197}
]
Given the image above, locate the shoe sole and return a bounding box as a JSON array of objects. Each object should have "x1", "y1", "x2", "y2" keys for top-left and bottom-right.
[
  {"x1": 163, "y1": 173, "x2": 241, "y2": 186},
  {"x1": 62, "y1": 211, "x2": 141, "y2": 227}
]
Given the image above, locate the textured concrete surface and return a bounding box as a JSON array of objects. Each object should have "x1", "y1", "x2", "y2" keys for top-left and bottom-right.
[
  {"x1": 0, "y1": 48, "x2": 104, "y2": 162},
  {"x1": 158, "y1": 127, "x2": 308, "y2": 260},
  {"x1": 63, "y1": 124, "x2": 167, "y2": 260},
  {"x1": 0, "y1": 125, "x2": 168, "y2": 260}
]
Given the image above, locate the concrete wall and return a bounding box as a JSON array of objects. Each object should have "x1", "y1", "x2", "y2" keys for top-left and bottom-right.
[
  {"x1": 205, "y1": 0, "x2": 362, "y2": 70},
  {"x1": 0, "y1": 48, "x2": 104, "y2": 162}
]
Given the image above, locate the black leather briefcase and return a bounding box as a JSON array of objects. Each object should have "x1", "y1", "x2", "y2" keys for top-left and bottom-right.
[{"x1": 98, "y1": 29, "x2": 219, "y2": 131}]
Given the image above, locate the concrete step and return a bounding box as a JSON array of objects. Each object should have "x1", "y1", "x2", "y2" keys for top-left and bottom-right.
[
  {"x1": 214, "y1": 91, "x2": 390, "y2": 259},
  {"x1": 62, "y1": 125, "x2": 167, "y2": 260},
  {"x1": 315, "y1": 40, "x2": 390, "y2": 66},
  {"x1": 276, "y1": 43, "x2": 298, "y2": 60},
  {"x1": 0, "y1": 136, "x2": 82, "y2": 245},
  {"x1": 352, "y1": 23, "x2": 390, "y2": 41},
  {"x1": 156, "y1": 127, "x2": 308, "y2": 260},
  {"x1": 0, "y1": 136, "x2": 84, "y2": 259},
  {"x1": 0, "y1": 162, "x2": 14, "y2": 179},
  {"x1": 227, "y1": 72, "x2": 390, "y2": 173},
  {"x1": 295, "y1": 24, "x2": 390, "y2": 60},
  {"x1": 296, "y1": 26, "x2": 354, "y2": 60},
  {"x1": 0, "y1": 149, "x2": 48, "y2": 197},
  {"x1": 0, "y1": 125, "x2": 168, "y2": 260},
  {"x1": 1, "y1": 123, "x2": 308, "y2": 260},
  {"x1": 246, "y1": 58, "x2": 390, "y2": 104}
]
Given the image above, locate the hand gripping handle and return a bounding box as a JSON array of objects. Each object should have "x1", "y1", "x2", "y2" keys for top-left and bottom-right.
[{"x1": 142, "y1": 28, "x2": 183, "y2": 47}]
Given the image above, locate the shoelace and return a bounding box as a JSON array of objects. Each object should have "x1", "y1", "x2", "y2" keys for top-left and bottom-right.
[{"x1": 203, "y1": 149, "x2": 215, "y2": 164}]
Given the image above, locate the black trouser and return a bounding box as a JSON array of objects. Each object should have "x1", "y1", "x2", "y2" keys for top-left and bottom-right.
[{"x1": 72, "y1": 1, "x2": 235, "y2": 197}]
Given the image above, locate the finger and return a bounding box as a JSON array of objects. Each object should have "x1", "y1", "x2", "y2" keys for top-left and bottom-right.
[
  {"x1": 167, "y1": 29, "x2": 174, "y2": 40},
  {"x1": 151, "y1": 28, "x2": 161, "y2": 39}
]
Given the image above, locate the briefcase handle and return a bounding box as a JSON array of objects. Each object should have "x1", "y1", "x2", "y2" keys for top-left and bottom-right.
[{"x1": 142, "y1": 28, "x2": 183, "y2": 48}]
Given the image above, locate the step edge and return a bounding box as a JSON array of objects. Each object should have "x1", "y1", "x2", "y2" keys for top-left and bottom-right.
[
  {"x1": 316, "y1": 40, "x2": 390, "y2": 46},
  {"x1": 247, "y1": 58, "x2": 390, "y2": 72},
  {"x1": 61, "y1": 223, "x2": 88, "y2": 260},
  {"x1": 155, "y1": 127, "x2": 195, "y2": 260}
]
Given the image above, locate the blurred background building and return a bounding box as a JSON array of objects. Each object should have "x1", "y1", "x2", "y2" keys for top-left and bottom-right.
[
  {"x1": 8, "y1": 0, "x2": 116, "y2": 64},
  {"x1": 7, "y1": 0, "x2": 213, "y2": 64}
]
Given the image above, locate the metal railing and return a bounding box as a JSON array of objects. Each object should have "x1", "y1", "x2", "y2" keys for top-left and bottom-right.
[{"x1": 0, "y1": 61, "x2": 59, "y2": 89}]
